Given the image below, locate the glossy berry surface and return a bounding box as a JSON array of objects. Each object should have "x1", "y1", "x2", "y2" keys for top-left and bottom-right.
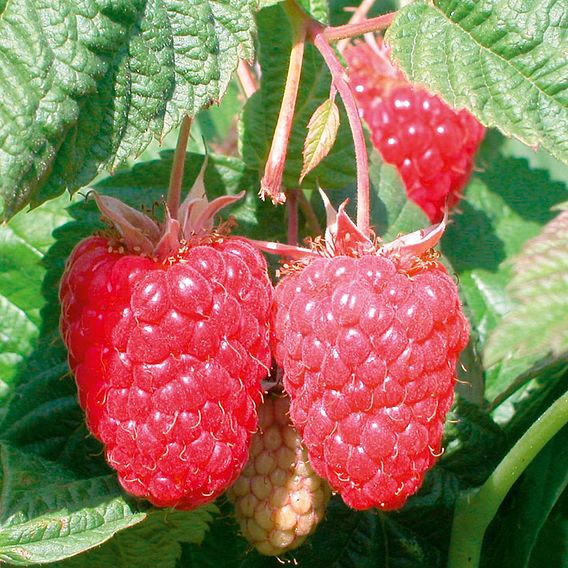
[
  {"x1": 272, "y1": 254, "x2": 469, "y2": 510},
  {"x1": 346, "y1": 42, "x2": 485, "y2": 222},
  {"x1": 60, "y1": 235, "x2": 272, "y2": 509},
  {"x1": 228, "y1": 394, "x2": 330, "y2": 556}
]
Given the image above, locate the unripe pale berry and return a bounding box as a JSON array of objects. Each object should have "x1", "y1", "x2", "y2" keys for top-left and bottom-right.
[{"x1": 227, "y1": 394, "x2": 331, "y2": 556}]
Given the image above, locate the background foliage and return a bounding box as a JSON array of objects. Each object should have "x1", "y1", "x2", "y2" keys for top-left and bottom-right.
[{"x1": 0, "y1": 0, "x2": 566, "y2": 566}]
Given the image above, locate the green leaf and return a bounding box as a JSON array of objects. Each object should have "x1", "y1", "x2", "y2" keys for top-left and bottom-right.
[
  {"x1": 296, "y1": 0, "x2": 329, "y2": 23},
  {"x1": 0, "y1": 196, "x2": 72, "y2": 403},
  {"x1": 386, "y1": 0, "x2": 568, "y2": 165},
  {"x1": 300, "y1": 98, "x2": 341, "y2": 182},
  {"x1": 369, "y1": 155, "x2": 429, "y2": 241},
  {"x1": 485, "y1": 205, "x2": 568, "y2": 368},
  {"x1": 322, "y1": 150, "x2": 428, "y2": 242},
  {"x1": 50, "y1": 507, "x2": 216, "y2": 568},
  {"x1": 442, "y1": 154, "x2": 568, "y2": 403},
  {"x1": 241, "y1": 4, "x2": 356, "y2": 193},
  {"x1": 529, "y1": 489, "x2": 568, "y2": 568},
  {"x1": 0, "y1": 444, "x2": 146, "y2": 566},
  {"x1": 441, "y1": 397, "x2": 506, "y2": 487},
  {"x1": 481, "y1": 425, "x2": 568, "y2": 568},
  {"x1": 0, "y1": 0, "x2": 256, "y2": 219}
]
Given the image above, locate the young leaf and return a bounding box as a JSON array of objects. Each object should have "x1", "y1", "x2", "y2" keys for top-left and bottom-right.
[
  {"x1": 241, "y1": 4, "x2": 356, "y2": 193},
  {"x1": 485, "y1": 205, "x2": 568, "y2": 368},
  {"x1": 300, "y1": 98, "x2": 341, "y2": 183},
  {"x1": 0, "y1": 444, "x2": 146, "y2": 566},
  {"x1": 0, "y1": 0, "x2": 256, "y2": 220},
  {"x1": 386, "y1": 0, "x2": 568, "y2": 165}
]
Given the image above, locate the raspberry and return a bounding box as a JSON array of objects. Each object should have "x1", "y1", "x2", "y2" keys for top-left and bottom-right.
[
  {"x1": 270, "y1": 202, "x2": 469, "y2": 510},
  {"x1": 227, "y1": 394, "x2": 331, "y2": 556},
  {"x1": 59, "y1": 189, "x2": 273, "y2": 509},
  {"x1": 345, "y1": 39, "x2": 485, "y2": 222}
]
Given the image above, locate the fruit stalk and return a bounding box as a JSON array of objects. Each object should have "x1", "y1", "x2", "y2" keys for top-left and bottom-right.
[
  {"x1": 311, "y1": 30, "x2": 370, "y2": 235},
  {"x1": 167, "y1": 114, "x2": 193, "y2": 219},
  {"x1": 260, "y1": 0, "x2": 307, "y2": 204},
  {"x1": 297, "y1": 190, "x2": 322, "y2": 236},
  {"x1": 448, "y1": 390, "x2": 568, "y2": 568},
  {"x1": 287, "y1": 189, "x2": 299, "y2": 245}
]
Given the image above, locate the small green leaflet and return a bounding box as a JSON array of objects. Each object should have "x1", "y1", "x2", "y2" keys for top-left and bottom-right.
[
  {"x1": 386, "y1": 0, "x2": 568, "y2": 165},
  {"x1": 0, "y1": 0, "x2": 256, "y2": 220},
  {"x1": 300, "y1": 97, "x2": 341, "y2": 183},
  {"x1": 296, "y1": 0, "x2": 330, "y2": 24},
  {"x1": 485, "y1": 204, "x2": 568, "y2": 368}
]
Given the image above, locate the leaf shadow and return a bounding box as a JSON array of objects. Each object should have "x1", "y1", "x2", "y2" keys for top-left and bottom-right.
[
  {"x1": 443, "y1": 198, "x2": 506, "y2": 273},
  {"x1": 477, "y1": 155, "x2": 568, "y2": 226}
]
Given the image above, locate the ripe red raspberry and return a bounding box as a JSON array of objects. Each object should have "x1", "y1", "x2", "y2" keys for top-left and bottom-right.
[
  {"x1": 227, "y1": 393, "x2": 331, "y2": 556},
  {"x1": 59, "y1": 188, "x2": 272, "y2": 509},
  {"x1": 270, "y1": 201, "x2": 469, "y2": 511},
  {"x1": 345, "y1": 39, "x2": 485, "y2": 222}
]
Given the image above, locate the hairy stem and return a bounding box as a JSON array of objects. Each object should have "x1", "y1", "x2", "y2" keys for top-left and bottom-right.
[
  {"x1": 237, "y1": 60, "x2": 258, "y2": 98},
  {"x1": 311, "y1": 30, "x2": 370, "y2": 235},
  {"x1": 260, "y1": 0, "x2": 307, "y2": 204},
  {"x1": 287, "y1": 189, "x2": 299, "y2": 245},
  {"x1": 325, "y1": 12, "x2": 396, "y2": 43},
  {"x1": 167, "y1": 115, "x2": 193, "y2": 219},
  {"x1": 297, "y1": 190, "x2": 323, "y2": 236},
  {"x1": 448, "y1": 390, "x2": 568, "y2": 568},
  {"x1": 337, "y1": 0, "x2": 379, "y2": 52}
]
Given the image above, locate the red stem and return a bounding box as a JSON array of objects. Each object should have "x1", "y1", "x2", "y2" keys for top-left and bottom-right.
[
  {"x1": 297, "y1": 190, "x2": 322, "y2": 236},
  {"x1": 167, "y1": 115, "x2": 193, "y2": 219},
  {"x1": 237, "y1": 60, "x2": 258, "y2": 98},
  {"x1": 287, "y1": 189, "x2": 299, "y2": 245},
  {"x1": 260, "y1": 1, "x2": 307, "y2": 204},
  {"x1": 324, "y1": 12, "x2": 396, "y2": 43},
  {"x1": 311, "y1": 30, "x2": 370, "y2": 236}
]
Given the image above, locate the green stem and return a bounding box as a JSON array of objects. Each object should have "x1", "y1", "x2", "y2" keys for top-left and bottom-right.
[
  {"x1": 448, "y1": 390, "x2": 568, "y2": 568},
  {"x1": 167, "y1": 115, "x2": 192, "y2": 218}
]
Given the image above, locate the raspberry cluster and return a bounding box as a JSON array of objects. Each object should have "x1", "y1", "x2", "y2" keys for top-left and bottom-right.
[
  {"x1": 346, "y1": 41, "x2": 485, "y2": 221},
  {"x1": 228, "y1": 394, "x2": 331, "y2": 556},
  {"x1": 60, "y1": 236, "x2": 272, "y2": 509}
]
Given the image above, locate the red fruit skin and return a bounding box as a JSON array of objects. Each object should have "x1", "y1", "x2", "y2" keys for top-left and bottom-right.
[
  {"x1": 346, "y1": 42, "x2": 485, "y2": 222},
  {"x1": 272, "y1": 254, "x2": 469, "y2": 511},
  {"x1": 60, "y1": 235, "x2": 273, "y2": 509}
]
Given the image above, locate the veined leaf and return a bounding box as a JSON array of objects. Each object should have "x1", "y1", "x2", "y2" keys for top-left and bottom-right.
[
  {"x1": 51, "y1": 507, "x2": 216, "y2": 568},
  {"x1": 442, "y1": 154, "x2": 568, "y2": 403},
  {"x1": 485, "y1": 204, "x2": 568, "y2": 368},
  {"x1": 386, "y1": 0, "x2": 568, "y2": 165},
  {"x1": 300, "y1": 98, "x2": 341, "y2": 182},
  {"x1": 0, "y1": 444, "x2": 145, "y2": 566},
  {"x1": 296, "y1": 0, "x2": 329, "y2": 23},
  {"x1": 0, "y1": 0, "x2": 255, "y2": 220}
]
